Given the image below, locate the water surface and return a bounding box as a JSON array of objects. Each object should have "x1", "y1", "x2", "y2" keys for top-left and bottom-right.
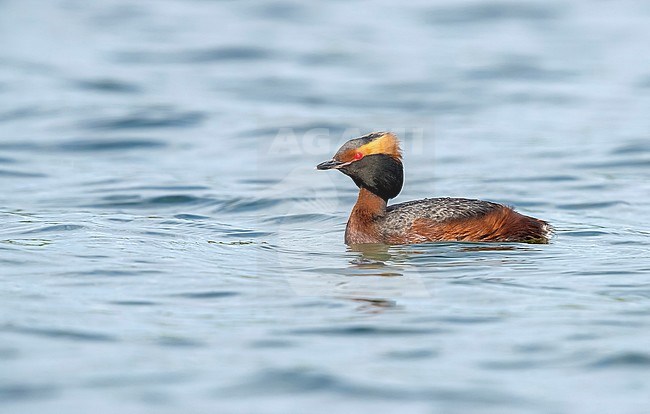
[{"x1": 1, "y1": 0, "x2": 650, "y2": 413}]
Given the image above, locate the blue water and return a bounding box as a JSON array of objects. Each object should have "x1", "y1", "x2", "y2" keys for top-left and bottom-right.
[{"x1": 2, "y1": 0, "x2": 650, "y2": 413}]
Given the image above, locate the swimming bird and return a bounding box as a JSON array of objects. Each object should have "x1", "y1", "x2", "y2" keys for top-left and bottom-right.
[{"x1": 317, "y1": 132, "x2": 551, "y2": 245}]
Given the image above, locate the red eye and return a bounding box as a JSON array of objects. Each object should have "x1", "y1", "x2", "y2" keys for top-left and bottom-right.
[{"x1": 353, "y1": 152, "x2": 364, "y2": 160}]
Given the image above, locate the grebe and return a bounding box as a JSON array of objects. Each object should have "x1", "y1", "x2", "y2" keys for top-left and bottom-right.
[{"x1": 317, "y1": 132, "x2": 551, "y2": 245}]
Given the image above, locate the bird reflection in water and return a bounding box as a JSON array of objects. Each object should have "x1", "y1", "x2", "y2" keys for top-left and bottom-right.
[
  {"x1": 350, "y1": 297, "x2": 398, "y2": 313},
  {"x1": 347, "y1": 243, "x2": 402, "y2": 277}
]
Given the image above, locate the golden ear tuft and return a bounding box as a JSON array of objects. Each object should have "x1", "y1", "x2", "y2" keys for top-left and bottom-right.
[{"x1": 358, "y1": 132, "x2": 402, "y2": 159}]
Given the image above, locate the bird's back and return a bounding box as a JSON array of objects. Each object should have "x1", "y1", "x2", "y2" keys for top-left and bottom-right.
[
  {"x1": 381, "y1": 197, "x2": 549, "y2": 243},
  {"x1": 384, "y1": 197, "x2": 501, "y2": 231}
]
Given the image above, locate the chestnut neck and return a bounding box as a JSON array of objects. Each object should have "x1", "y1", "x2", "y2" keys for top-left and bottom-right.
[
  {"x1": 351, "y1": 187, "x2": 387, "y2": 217},
  {"x1": 345, "y1": 188, "x2": 387, "y2": 244}
]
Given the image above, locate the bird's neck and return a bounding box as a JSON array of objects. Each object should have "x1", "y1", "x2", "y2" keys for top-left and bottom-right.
[
  {"x1": 345, "y1": 188, "x2": 386, "y2": 244},
  {"x1": 352, "y1": 187, "x2": 387, "y2": 216}
]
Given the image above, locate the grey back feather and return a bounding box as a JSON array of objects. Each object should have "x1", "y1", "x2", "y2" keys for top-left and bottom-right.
[{"x1": 382, "y1": 197, "x2": 503, "y2": 235}]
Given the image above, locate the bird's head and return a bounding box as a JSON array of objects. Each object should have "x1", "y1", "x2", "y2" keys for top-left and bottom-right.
[{"x1": 317, "y1": 131, "x2": 403, "y2": 201}]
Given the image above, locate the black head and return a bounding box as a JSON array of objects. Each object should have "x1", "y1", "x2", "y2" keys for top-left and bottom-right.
[{"x1": 316, "y1": 132, "x2": 403, "y2": 201}]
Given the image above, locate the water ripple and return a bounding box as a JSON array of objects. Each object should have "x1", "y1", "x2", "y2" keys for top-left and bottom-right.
[
  {"x1": 384, "y1": 349, "x2": 438, "y2": 360},
  {"x1": 575, "y1": 159, "x2": 650, "y2": 169},
  {"x1": 86, "y1": 194, "x2": 215, "y2": 209},
  {"x1": 557, "y1": 201, "x2": 626, "y2": 210},
  {"x1": 426, "y1": 2, "x2": 560, "y2": 25},
  {"x1": 237, "y1": 122, "x2": 352, "y2": 138},
  {"x1": 0, "y1": 156, "x2": 18, "y2": 164},
  {"x1": 3, "y1": 325, "x2": 117, "y2": 343},
  {"x1": 215, "y1": 197, "x2": 282, "y2": 213},
  {"x1": 262, "y1": 213, "x2": 336, "y2": 224},
  {"x1": 173, "y1": 213, "x2": 210, "y2": 220},
  {"x1": 73, "y1": 78, "x2": 142, "y2": 94},
  {"x1": 115, "y1": 46, "x2": 276, "y2": 64},
  {"x1": 285, "y1": 325, "x2": 446, "y2": 337},
  {"x1": 172, "y1": 291, "x2": 240, "y2": 299},
  {"x1": 0, "y1": 169, "x2": 46, "y2": 178},
  {"x1": 156, "y1": 336, "x2": 205, "y2": 348},
  {"x1": 561, "y1": 230, "x2": 609, "y2": 237},
  {"x1": 589, "y1": 352, "x2": 650, "y2": 369},
  {"x1": 218, "y1": 368, "x2": 527, "y2": 404},
  {"x1": 611, "y1": 141, "x2": 650, "y2": 155},
  {"x1": 85, "y1": 372, "x2": 195, "y2": 388},
  {"x1": 0, "y1": 139, "x2": 165, "y2": 154},
  {"x1": 57, "y1": 138, "x2": 165, "y2": 152},
  {"x1": 254, "y1": 2, "x2": 308, "y2": 21},
  {"x1": 22, "y1": 224, "x2": 85, "y2": 234},
  {"x1": 0, "y1": 384, "x2": 58, "y2": 402},
  {"x1": 465, "y1": 61, "x2": 574, "y2": 82},
  {"x1": 0, "y1": 106, "x2": 56, "y2": 123},
  {"x1": 80, "y1": 108, "x2": 205, "y2": 130},
  {"x1": 109, "y1": 300, "x2": 158, "y2": 306}
]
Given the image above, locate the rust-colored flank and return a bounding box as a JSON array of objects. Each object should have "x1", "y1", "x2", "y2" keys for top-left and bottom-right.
[
  {"x1": 317, "y1": 132, "x2": 552, "y2": 245},
  {"x1": 402, "y1": 206, "x2": 549, "y2": 244}
]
